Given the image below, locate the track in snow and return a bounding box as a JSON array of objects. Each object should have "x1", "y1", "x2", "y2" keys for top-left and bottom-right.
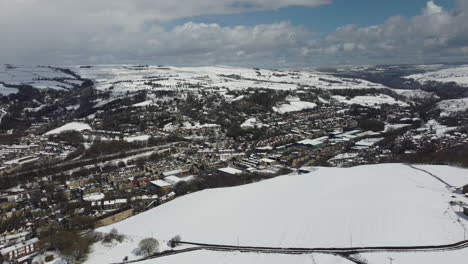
[
  {"x1": 405, "y1": 164, "x2": 454, "y2": 189},
  {"x1": 113, "y1": 239, "x2": 468, "y2": 264}
]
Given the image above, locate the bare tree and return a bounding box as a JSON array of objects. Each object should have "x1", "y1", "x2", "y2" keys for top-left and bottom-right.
[{"x1": 138, "y1": 238, "x2": 159, "y2": 256}]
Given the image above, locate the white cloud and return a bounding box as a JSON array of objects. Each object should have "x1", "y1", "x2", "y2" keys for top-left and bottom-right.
[
  {"x1": 0, "y1": 0, "x2": 467, "y2": 66},
  {"x1": 424, "y1": 1, "x2": 443, "y2": 16},
  {"x1": 308, "y1": 0, "x2": 468, "y2": 65}
]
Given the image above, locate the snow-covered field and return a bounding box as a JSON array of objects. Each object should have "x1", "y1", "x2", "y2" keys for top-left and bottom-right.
[
  {"x1": 333, "y1": 94, "x2": 409, "y2": 107},
  {"x1": 45, "y1": 122, "x2": 92, "y2": 135},
  {"x1": 405, "y1": 65, "x2": 468, "y2": 87},
  {"x1": 75, "y1": 65, "x2": 388, "y2": 102},
  {"x1": 436, "y1": 98, "x2": 468, "y2": 117},
  {"x1": 393, "y1": 89, "x2": 439, "y2": 100},
  {"x1": 0, "y1": 83, "x2": 18, "y2": 95},
  {"x1": 0, "y1": 65, "x2": 83, "y2": 91},
  {"x1": 86, "y1": 163, "x2": 468, "y2": 264},
  {"x1": 273, "y1": 96, "x2": 317, "y2": 114}
]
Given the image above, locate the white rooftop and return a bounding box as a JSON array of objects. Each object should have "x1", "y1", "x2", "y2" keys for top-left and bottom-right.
[{"x1": 218, "y1": 167, "x2": 243, "y2": 175}]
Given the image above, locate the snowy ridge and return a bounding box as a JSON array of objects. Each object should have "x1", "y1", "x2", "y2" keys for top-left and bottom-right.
[
  {"x1": 0, "y1": 65, "x2": 84, "y2": 92},
  {"x1": 75, "y1": 65, "x2": 388, "y2": 99},
  {"x1": 404, "y1": 65, "x2": 468, "y2": 87},
  {"x1": 45, "y1": 122, "x2": 92, "y2": 135}
]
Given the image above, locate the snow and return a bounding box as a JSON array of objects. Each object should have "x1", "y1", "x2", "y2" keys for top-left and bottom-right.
[
  {"x1": 164, "y1": 176, "x2": 182, "y2": 185},
  {"x1": 45, "y1": 122, "x2": 92, "y2": 135},
  {"x1": 138, "y1": 250, "x2": 354, "y2": 264},
  {"x1": 86, "y1": 164, "x2": 468, "y2": 264},
  {"x1": 83, "y1": 193, "x2": 105, "y2": 201},
  {"x1": 163, "y1": 121, "x2": 220, "y2": 131},
  {"x1": 133, "y1": 100, "x2": 156, "y2": 107},
  {"x1": 393, "y1": 89, "x2": 439, "y2": 100},
  {"x1": 355, "y1": 137, "x2": 383, "y2": 147},
  {"x1": 405, "y1": 65, "x2": 468, "y2": 87},
  {"x1": 0, "y1": 65, "x2": 81, "y2": 90},
  {"x1": 410, "y1": 165, "x2": 468, "y2": 187},
  {"x1": 333, "y1": 94, "x2": 409, "y2": 108},
  {"x1": 150, "y1": 180, "x2": 172, "y2": 188},
  {"x1": 240, "y1": 118, "x2": 267, "y2": 128},
  {"x1": 436, "y1": 98, "x2": 468, "y2": 117},
  {"x1": 125, "y1": 135, "x2": 151, "y2": 142},
  {"x1": 421, "y1": 119, "x2": 457, "y2": 137},
  {"x1": 329, "y1": 152, "x2": 359, "y2": 161},
  {"x1": 0, "y1": 83, "x2": 18, "y2": 95},
  {"x1": 297, "y1": 136, "x2": 328, "y2": 146},
  {"x1": 273, "y1": 96, "x2": 317, "y2": 114},
  {"x1": 75, "y1": 65, "x2": 389, "y2": 101},
  {"x1": 218, "y1": 167, "x2": 243, "y2": 175},
  {"x1": 363, "y1": 247, "x2": 468, "y2": 264}
]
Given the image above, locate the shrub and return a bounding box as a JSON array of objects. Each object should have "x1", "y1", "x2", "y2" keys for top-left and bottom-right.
[
  {"x1": 103, "y1": 228, "x2": 125, "y2": 244},
  {"x1": 167, "y1": 235, "x2": 181, "y2": 248},
  {"x1": 45, "y1": 254, "x2": 55, "y2": 262},
  {"x1": 138, "y1": 238, "x2": 159, "y2": 256}
]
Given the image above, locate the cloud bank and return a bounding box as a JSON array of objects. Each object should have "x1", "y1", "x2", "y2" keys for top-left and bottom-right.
[{"x1": 0, "y1": 0, "x2": 467, "y2": 66}]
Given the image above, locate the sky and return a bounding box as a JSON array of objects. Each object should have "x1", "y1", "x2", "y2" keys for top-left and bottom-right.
[{"x1": 0, "y1": 0, "x2": 467, "y2": 67}]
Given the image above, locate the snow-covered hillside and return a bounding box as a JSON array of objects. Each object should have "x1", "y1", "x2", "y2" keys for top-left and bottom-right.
[
  {"x1": 333, "y1": 94, "x2": 409, "y2": 107},
  {"x1": 86, "y1": 164, "x2": 468, "y2": 264},
  {"x1": 45, "y1": 122, "x2": 92, "y2": 135},
  {"x1": 436, "y1": 98, "x2": 468, "y2": 117},
  {"x1": 272, "y1": 96, "x2": 317, "y2": 114},
  {"x1": 393, "y1": 89, "x2": 439, "y2": 100},
  {"x1": 404, "y1": 65, "x2": 468, "y2": 87},
  {"x1": 76, "y1": 65, "x2": 388, "y2": 95},
  {"x1": 0, "y1": 65, "x2": 84, "y2": 92}
]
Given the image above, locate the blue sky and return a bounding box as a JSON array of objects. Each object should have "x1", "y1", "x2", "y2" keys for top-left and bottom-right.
[
  {"x1": 1, "y1": 0, "x2": 467, "y2": 66},
  {"x1": 169, "y1": 0, "x2": 455, "y2": 33}
]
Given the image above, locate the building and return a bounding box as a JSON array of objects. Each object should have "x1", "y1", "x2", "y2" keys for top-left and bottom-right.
[
  {"x1": 0, "y1": 238, "x2": 39, "y2": 262},
  {"x1": 218, "y1": 167, "x2": 243, "y2": 176},
  {"x1": 149, "y1": 180, "x2": 173, "y2": 190},
  {"x1": 95, "y1": 207, "x2": 134, "y2": 227}
]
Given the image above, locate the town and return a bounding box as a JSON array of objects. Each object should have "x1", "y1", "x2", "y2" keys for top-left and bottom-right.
[{"x1": 1, "y1": 64, "x2": 468, "y2": 263}]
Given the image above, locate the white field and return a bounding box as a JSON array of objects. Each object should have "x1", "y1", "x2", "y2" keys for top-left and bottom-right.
[
  {"x1": 0, "y1": 65, "x2": 83, "y2": 91},
  {"x1": 333, "y1": 94, "x2": 409, "y2": 107},
  {"x1": 405, "y1": 65, "x2": 468, "y2": 87},
  {"x1": 75, "y1": 65, "x2": 388, "y2": 103},
  {"x1": 86, "y1": 164, "x2": 468, "y2": 264},
  {"x1": 45, "y1": 122, "x2": 92, "y2": 135},
  {"x1": 436, "y1": 98, "x2": 468, "y2": 117},
  {"x1": 393, "y1": 89, "x2": 439, "y2": 100},
  {"x1": 273, "y1": 95, "x2": 317, "y2": 114},
  {"x1": 0, "y1": 83, "x2": 18, "y2": 95},
  {"x1": 137, "y1": 251, "x2": 355, "y2": 264}
]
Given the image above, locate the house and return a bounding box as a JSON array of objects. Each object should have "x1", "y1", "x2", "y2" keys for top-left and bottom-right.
[
  {"x1": 66, "y1": 177, "x2": 93, "y2": 188},
  {"x1": 149, "y1": 180, "x2": 173, "y2": 190},
  {"x1": 259, "y1": 158, "x2": 276, "y2": 166},
  {"x1": 0, "y1": 237, "x2": 39, "y2": 262},
  {"x1": 95, "y1": 206, "x2": 134, "y2": 227},
  {"x1": 0, "y1": 231, "x2": 30, "y2": 247},
  {"x1": 103, "y1": 199, "x2": 127, "y2": 210},
  {"x1": 0, "y1": 198, "x2": 16, "y2": 210},
  {"x1": 164, "y1": 176, "x2": 182, "y2": 185},
  {"x1": 218, "y1": 167, "x2": 243, "y2": 176},
  {"x1": 463, "y1": 184, "x2": 468, "y2": 196},
  {"x1": 162, "y1": 169, "x2": 188, "y2": 178}
]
